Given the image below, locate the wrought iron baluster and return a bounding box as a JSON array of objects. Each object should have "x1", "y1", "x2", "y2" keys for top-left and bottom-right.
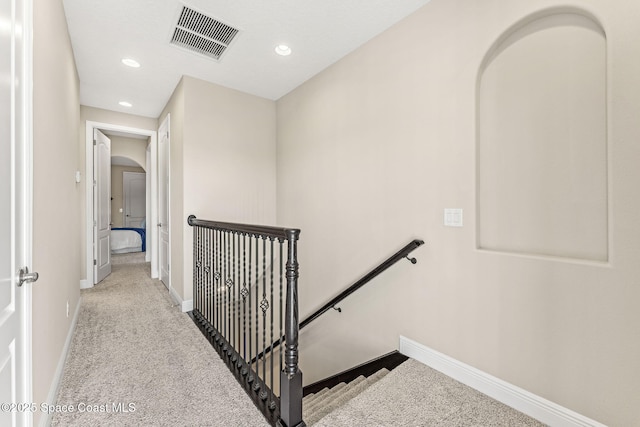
[
  {"x1": 224, "y1": 231, "x2": 233, "y2": 345},
  {"x1": 207, "y1": 229, "x2": 216, "y2": 324},
  {"x1": 223, "y1": 231, "x2": 228, "y2": 344},
  {"x1": 269, "y1": 237, "x2": 275, "y2": 409},
  {"x1": 208, "y1": 231, "x2": 212, "y2": 330},
  {"x1": 202, "y1": 227, "x2": 206, "y2": 316},
  {"x1": 247, "y1": 236, "x2": 254, "y2": 384},
  {"x1": 217, "y1": 229, "x2": 222, "y2": 332},
  {"x1": 279, "y1": 239, "x2": 284, "y2": 399},
  {"x1": 204, "y1": 228, "x2": 209, "y2": 323},
  {"x1": 253, "y1": 236, "x2": 260, "y2": 393},
  {"x1": 260, "y1": 237, "x2": 268, "y2": 401},
  {"x1": 213, "y1": 229, "x2": 218, "y2": 331},
  {"x1": 231, "y1": 232, "x2": 236, "y2": 358},
  {"x1": 241, "y1": 234, "x2": 248, "y2": 372},
  {"x1": 237, "y1": 232, "x2": 242, "y2": 365},
  {"x1": 192, "y1": 226, "x2": 198, "y2": 313},
  {"x1": 198, "y1": 226, "x2": 204, "y2": 314}
]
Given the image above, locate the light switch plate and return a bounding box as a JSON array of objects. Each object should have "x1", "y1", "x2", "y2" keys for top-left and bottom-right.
[{"x1": 444, "y1": 208, "x2": 463, "y2": 227}]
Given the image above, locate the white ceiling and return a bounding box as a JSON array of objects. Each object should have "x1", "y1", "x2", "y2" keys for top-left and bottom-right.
[{"x1": 62, "y1": 0, "x2": 431, "y2": 118}]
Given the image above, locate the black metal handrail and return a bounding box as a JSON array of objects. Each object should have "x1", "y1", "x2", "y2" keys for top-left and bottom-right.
[
  {"x1": 300, "y1": 238, "x2": 424, "y2": 328},
  {"x1": 252, "y1": 238, "x2": 424, "y2": 362},
  {"x1": 188, "y1": 216, "x2": 295, "y2": 241}
]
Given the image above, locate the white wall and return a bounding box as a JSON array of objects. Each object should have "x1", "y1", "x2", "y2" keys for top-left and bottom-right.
[
  {"x1": 32, "y1": 0, "x2": 80, "y2": 424},
  {"x1": 276, "y1": 0, "x2": 640, "y2": 425},
  {"x1": 160, "y1": 76, "x2": 276, "y2": 304}
]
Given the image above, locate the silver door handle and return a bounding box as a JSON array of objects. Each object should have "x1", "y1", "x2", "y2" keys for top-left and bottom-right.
[
  {"x1": 17, "y1": 266, "x2": 39, "y2": 287},
  {"x1": 158, "y1": 223, "x2": 162, "y2": 227}
]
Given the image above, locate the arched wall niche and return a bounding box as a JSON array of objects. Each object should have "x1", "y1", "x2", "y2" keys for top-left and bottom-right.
[{"x1": 476, "y1": 8, "x2": 608, "y2": 262}]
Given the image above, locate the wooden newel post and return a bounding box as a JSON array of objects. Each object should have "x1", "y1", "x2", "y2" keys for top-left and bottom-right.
[{"x1": 278, "y1": 229, "x2": 305, "y2": 427}]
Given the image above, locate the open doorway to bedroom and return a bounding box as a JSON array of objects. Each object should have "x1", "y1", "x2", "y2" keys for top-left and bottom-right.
[
  {"x1": 83, "y1": 121, "x2": 158, "y2": 288},
  {"x1": 108, "y1": 133, "x2": 148, "y2": 262}
]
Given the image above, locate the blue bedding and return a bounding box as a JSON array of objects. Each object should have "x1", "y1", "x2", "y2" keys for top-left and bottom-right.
[{"x1": 112, "y1": 227, "x2": 146, "y2": 252}]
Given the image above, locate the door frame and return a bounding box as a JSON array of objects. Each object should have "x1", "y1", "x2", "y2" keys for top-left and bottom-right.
[
  {"x1": 83, "y1": 122, "x2": 158, "y2": 288},
  {"x1": 158, "y1": 114, "x2": 171, "y2": 290}
]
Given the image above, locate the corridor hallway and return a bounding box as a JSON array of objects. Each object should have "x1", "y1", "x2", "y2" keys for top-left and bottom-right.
[{"x1": 51, "y1": 256, "x2": 268, "y2": 426}]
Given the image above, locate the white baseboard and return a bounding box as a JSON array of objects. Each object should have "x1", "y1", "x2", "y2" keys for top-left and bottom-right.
[
  {"x1": 79, "y1": 278, "x2": 91, "y2": 289},
  {"x1": 168, "y1": 286, "x2": 192, "y2": 312},
  {"x1": 399, "y1": 336, "x2": 606, "y2": 427},
  {"x1": 39, "y1": 299, "x2": 82, "y2": 427}
]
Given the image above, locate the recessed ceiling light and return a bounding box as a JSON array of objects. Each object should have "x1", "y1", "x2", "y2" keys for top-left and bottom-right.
[
  {"x1": 121, "y1": 58, "x2": 140, "y2": 68},
  {"x1": 119, "y1": 101, "x2": 132, "y2": 107},
  {"x1": 275, "y1": 44, "x2": 292, "y2": 56}
]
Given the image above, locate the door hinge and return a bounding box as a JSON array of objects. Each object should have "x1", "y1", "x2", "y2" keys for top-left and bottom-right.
[{"x1": 93, "y1": 259, "x2": 97, "y2": 266}]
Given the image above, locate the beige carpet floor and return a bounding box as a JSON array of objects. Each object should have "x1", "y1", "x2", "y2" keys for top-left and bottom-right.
[
  {"x1": 51, "y1": 259, "x2": 269, "y2": 427},
  {"x1": 53, "y1": 256, "x2": 546, "y2": 426}
]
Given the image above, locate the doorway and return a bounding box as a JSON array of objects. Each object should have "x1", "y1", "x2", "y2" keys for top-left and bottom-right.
[{"x1": 83, "y1": 122, "x2": 158, "y2": 288}]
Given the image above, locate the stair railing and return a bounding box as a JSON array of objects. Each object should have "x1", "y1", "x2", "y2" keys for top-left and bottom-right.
[
  {"x1": 252, "y1": 238, "x2": 425, "y2": 363},
  {"x1": 300, "y1": 238, "x2": 424, "y2": 329},
  {"x1": 187, "y1": 215, "x2": 304, "y2": 427}
]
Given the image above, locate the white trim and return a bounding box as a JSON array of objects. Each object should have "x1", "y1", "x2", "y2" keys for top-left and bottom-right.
[
  {"x1": 149, "y1": 129, "x2": 158, "y2": 278},
  {"x1": 84, "y1": 121, "x2": 158, "y2": 287},
  {"x1": 157, "y1": 114, "x2": 170, "y2": 288},
  {"x1": 79, "y1": 279, "x2": 91, "y2": 289},
  {"x1": 145, "y1": 145, "x2": 151, "y2": 263},
  {"x1": 39, "y1": 299, "x2": 82, "y2": 427},
  {"x1": 399, "y1": 336, "x2": 607, "y2": 427},
  {"x1": 168, "y1": 286, "x2": 192, "y2": 312}
]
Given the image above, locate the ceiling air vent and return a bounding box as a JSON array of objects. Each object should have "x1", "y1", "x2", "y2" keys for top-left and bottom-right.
[{"x1": 170, "y1": 5, "x2": 239, "y2": 61}]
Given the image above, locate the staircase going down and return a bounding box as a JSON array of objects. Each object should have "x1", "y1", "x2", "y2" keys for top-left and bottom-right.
[
  {"x1": 303, "y1": 368, "x2": 390, "y2": 425},
  {"x1": 300, "y1": 356, "x2": 546, "y2": 427}
]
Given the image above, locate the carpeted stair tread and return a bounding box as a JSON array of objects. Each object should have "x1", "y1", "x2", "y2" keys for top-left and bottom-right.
[
  {"x1": 302, "y1": 386, "x2": 331, "y2": 408},
  {"x1": 303, "y1": 381, "x2": 349, "y2": 416},
  {"x1": 304, "y1": 368, "x2": 390, "y2": 425},
  {"x1": 303, "y1": 376, "x2": 366, "y2": 419},
  {"x1": 303, "y1": 382, "x2": 344, "y2": 408}
]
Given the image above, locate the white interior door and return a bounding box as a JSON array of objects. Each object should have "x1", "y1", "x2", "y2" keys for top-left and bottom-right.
[
  {"x1": 158, "y1": 115, "x2": 170, "y2": 288},
  {"x1": 123, "y1": 171, "x2": 146, "y2": 228},
  {"x1": 0, "y1": 0, "x2": 33, "y2": 424},
  {"x1": 94, "y1": 130, "x2": 111, "y2": 284}
]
